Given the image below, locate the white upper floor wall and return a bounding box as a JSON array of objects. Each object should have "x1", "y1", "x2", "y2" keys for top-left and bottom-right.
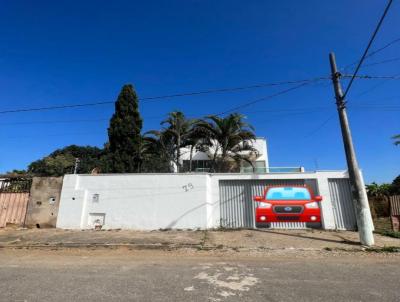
[{"x1": 179, "y1": 137, "x2": 269, "y2": 167}]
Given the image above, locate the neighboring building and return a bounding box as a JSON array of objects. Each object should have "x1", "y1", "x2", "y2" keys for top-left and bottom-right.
[{"x1": 178, "y1": 137, "x2": 269, "y2": 173}]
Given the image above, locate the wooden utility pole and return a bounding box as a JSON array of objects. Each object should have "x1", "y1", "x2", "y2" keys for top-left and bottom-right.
[{"x1": 329, "y1": 52, "x2": 374, "y2": 246}]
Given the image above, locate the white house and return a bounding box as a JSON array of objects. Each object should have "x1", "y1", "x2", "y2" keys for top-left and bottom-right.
[
  {"x1": 56, "y1": 170, "x2": 366, "y2": 231},
  {"x1": 177, "y1": 137, "x2": 270, "y2": 173}
]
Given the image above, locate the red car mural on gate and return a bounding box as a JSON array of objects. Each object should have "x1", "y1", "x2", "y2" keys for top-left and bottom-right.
[{"x1": 254, "y1": 185, "x2": 323, "y2": 228}]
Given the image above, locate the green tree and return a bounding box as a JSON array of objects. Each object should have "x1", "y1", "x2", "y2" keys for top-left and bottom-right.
[
  {"x1": 106, "y1": 84, "x2": 143, "y2": 173},
  {"x1": 28, "y1": 145, "x2": 104, "y2": 176},
  {"x1": 365, "y1": 182, "x2": 392, "y2": 197},
  {"x1": 152, "y1": 111, "x2": 197, "y2": 172},
  {"x1": 391, "y1": 175, "x2": 400, "y2": 195},
  {"x1": 195, "y1": 113, "x2": 257, "y2": 172},
  {"x1": 138, "y1": 134, "x2": 172, "y2": 173}
]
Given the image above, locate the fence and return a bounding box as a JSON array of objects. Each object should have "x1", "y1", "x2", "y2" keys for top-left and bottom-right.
[
  {"x1": 0, "y1": 178, "x2": 32, "y2": 228},
  {"x1": 390, "y1": 195, "x2": 400, "y2": 231}
]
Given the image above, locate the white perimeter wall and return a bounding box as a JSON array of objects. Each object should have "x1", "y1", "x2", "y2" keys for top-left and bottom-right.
[
  {"x1": 57, "y1": 171, "x2": 356, "y2": 230},
  {"x1": 57, "y1": 174, "x2": 211, "y2": 230}
]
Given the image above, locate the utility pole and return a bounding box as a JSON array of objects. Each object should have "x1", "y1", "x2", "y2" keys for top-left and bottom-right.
[
  {"x1": 73, "y1": 158, "x2": 80, "y2": 174},
  {"x1": 329, "y1": 52, "x2": 374, "y2": 246}
]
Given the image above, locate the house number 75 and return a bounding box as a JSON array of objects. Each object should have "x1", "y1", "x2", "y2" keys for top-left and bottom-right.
[{"x1": 182, "y1": 183, "x2": 194, "y2": 192}]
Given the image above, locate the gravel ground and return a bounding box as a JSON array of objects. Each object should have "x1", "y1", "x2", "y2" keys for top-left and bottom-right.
[{"x1": 0, "y1": 228, "x2": 399, "y2": 251}]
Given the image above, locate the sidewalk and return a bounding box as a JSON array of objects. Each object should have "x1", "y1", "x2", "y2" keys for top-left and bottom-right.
[{"x1": 0, "y1": 228, "x2": 399, "y2": 252}]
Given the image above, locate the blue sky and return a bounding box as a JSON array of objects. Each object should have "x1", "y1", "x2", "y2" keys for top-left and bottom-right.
[{"x1": 0, "y1": 0, "x2": 399, "y2": 183}]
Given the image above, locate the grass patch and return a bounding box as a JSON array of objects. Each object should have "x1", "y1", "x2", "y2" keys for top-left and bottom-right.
[
  {"x1": 373, "y1": 217, "x2": 392, "y2": 233},
  {"x1": 366, "y1": 246, "x2": 400, "y2": 253},
  {"x1": 379, "y1": 230, "x2": 400, "y2": 239}
]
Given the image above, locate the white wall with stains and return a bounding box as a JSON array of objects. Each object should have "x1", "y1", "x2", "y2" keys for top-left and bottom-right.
[
  {"x1": 56, "y1": 171, "x2": 364, "y2": 230},
  {"x1": 57, "y1": 174, "x2": 211, "y2": 230}
]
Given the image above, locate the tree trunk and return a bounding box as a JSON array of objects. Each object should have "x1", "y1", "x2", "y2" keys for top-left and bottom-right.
[
  {"x1": 189, "y1": 145, "x2": 194, "y2": 172},
  {"x1": 176, "y1": 135, "x2": 181, "y2": 173}
]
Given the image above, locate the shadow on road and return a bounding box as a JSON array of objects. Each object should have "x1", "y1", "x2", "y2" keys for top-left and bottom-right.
[{"x1": 253, "y1": 229, "x2": 360, "y2": 246}]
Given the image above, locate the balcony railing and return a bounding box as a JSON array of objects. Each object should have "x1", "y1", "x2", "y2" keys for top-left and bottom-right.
[
  {"x1": 240, "y1": 167, "x2": 304, "y2": 173},
  {"x1": 189, "y1": 167, "x2": 304, "y2": 173}
]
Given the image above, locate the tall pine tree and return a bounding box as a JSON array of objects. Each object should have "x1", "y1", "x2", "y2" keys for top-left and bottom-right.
[{"x1": 107, "y1": 84, "x2": 143, "y2": 172}]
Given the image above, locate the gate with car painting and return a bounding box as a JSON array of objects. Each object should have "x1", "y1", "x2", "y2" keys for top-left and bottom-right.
[
  {"x1": 219, "y1": 179, "x2": 318, "y2": 229},
  {"x1": 0, "y1": 177, "x2": 32, "y2": 228}
]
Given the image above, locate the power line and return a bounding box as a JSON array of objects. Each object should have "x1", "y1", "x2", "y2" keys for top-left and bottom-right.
[
  {"x1": 0, "y1": 115, "x2": 164, "y2": 126},
  {"x1": 303, "y1": 114, "x2": 336, "y2": 138},
  {"x1": 0, "y1": 77, "x2": 330, "y2": 115},
  {"x1": 303, "y1": 104, "x2": 400, "y2": 139},
  {"x1": 348, "y1": 74, "x2": 400, "y2": 80},
  {"x1": 210, "y1": 73, "x2": 398, "y2": 117},
  {"x1": 213, "y1": 80, "x2": 317, "y2": 116},
  {"x1": 141, "y1": 78, "x2": 326, "y2": 102},
  {"x1": 0, "y1": 101, "x2": 115, "y2": 115},
  {"x1": 342, "y1": 0, "x2": 394, "y2": 100},
  {"x1": 362, "y1": 57, "x2": 400, "y2": 68},
  {"x1": 0, "y1": 72, "x2": 395, "y2": 116},
  {"x1": 342, "y1": 37, "x2": 400, "y2": 72},
  {"x1": 362, "y1": 38, "x2": 400, "y2": 60},
  {"x1": 1, "y1": 104, "x2": 398, "y2": 127},
  {"x1": 0, "y1": 118, "x2": 110, "y2": 126},
  {"x1": 352, "y1": 72, "x2": 400, "y2": 98}
]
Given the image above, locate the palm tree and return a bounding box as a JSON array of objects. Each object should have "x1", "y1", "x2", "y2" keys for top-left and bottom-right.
[
  {"x1": 393, "y1": 134, "x2": 400, "y2": 146},
  {"x1": 195, "y1": 113, "x2": 258, "y2": 172},
  {"x1": 137, "y1": 133, "x2": 172, "y2": 173},
  {"x1": 156, "y1": 111, "x2": 197, "y2": 172}
]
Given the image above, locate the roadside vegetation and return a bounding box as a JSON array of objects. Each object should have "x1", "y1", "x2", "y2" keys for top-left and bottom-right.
[
  {"x1": 6, "y1": 84, "x2": 258, "y2": 176},
  {"x1": 366, "y1": 179, "x2": 400, "y2": 237}
]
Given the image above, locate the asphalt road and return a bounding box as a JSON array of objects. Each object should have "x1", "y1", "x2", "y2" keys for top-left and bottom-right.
[{"x1": 0, "y1": 249, "x2": 399, "y2": 302}]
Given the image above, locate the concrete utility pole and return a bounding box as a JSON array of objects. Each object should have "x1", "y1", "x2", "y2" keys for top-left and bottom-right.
[
  {"x1": 73, "y1": 158, "x2": 80, "y2": 174},
  {"x1": 329, "y1": 52, "x2": 374, "y2": 246}
]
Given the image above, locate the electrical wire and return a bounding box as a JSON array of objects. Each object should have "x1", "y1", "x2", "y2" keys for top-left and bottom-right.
[
  {"x1": 348, "y1": 74, "x2": 400, "y2": 80},
  {"x1": 213, "y1": 81, "x2": 314, "y2": 116},
  {"x1": 361, "y1": 57, "x2": 400, "y2": 68},
  {"x1": 1, "y1": 104, "x2": 398, "y2": 127},
  {"x1": 303, "y1": 114, "x2": 336, "y2": 138},
  {"x1": 342, "y1": 37, "x2": 400, "y2": 72},
  {"x1": 0, "y1": 77, "x2": 330, "y2": 115},
  {"x1": 342, "y1": 0, "x2": 394, "y2": 100}
]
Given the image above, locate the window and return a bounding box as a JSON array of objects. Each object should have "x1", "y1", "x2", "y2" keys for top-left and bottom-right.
[
  {"x1": 266, "y1": 187, "x2": 311, "y2": 200},
  {"x1": 240, "y1": 160, "x2": 266, "y2": 173},
  {"x1": 182, "y1": 160, "x2": 212, "y2": 172}
]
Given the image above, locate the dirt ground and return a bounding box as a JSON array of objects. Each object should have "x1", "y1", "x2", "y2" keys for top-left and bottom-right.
[{"x1": 0, "y1": 228, "x2": 399, "y2": 252}]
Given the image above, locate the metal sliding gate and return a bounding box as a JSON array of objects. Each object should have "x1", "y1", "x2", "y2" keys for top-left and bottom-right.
[
  {"x1": 328, "y1": 178, "x2": 357, "y2": 230},
  {"x1": 219, "y1": 179, "x2": 318, "y2": 229},
  {"x1": 0, "y1": 178, "x2": 32, "y2": 228}
]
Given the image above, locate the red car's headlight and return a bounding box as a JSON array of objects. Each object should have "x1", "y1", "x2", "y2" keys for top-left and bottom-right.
[
  {"x1": 259, "y1": 202, "x2": 272, "y2": 208},
  {"x1": 305, "y1": 201, "x2": 319, "y2": 209}
]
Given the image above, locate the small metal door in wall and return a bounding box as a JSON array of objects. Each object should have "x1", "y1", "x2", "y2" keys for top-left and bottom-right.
[
  {"x1": 328, "y1": 178, "x2": 357, "y2": 230},
  {"x1": 219, "y1": 179, "x2": 317, "y2": 229}
]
